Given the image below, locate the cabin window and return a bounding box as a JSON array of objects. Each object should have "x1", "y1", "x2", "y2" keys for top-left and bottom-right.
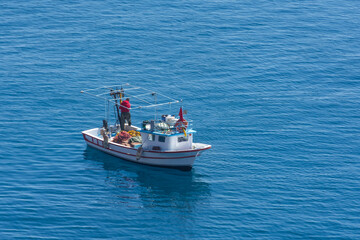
[
  {"x1": 148, "y1": 134, "x2": 155, "y2": 141},
  {"x1": 178, "y1": 136, "x2": 188, "y2": 142},
  {"x1": 158, "y1": 136, "x2": 166, "y2": 142}
]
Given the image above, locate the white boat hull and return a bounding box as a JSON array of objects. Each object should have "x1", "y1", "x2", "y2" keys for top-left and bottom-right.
[{"x1": 82, "y1": 128, "x2": 211, "y2": 170}]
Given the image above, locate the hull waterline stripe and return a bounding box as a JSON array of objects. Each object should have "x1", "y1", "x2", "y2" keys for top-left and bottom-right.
[{"x1": 87, "y1": 143, "x2": 193, "y2": 171}]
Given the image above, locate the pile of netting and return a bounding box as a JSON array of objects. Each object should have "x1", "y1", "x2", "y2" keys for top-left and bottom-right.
[
  {"x1": 128, "y1": 130, "x2": 141, "y2": 137},
  {"x1": 113, "y1": 131, "x2": 131, "y2": 144},
  {"x1": 112, "y1": 130, "x2": 142, "y2": 147}
]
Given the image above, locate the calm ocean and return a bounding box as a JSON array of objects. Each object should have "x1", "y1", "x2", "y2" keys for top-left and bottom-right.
[{"x1": 1, "y1": 0, "x2": 360, "y2": 239}]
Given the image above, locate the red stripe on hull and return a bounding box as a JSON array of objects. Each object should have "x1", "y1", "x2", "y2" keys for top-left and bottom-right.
[{"x1": 82, "y1": 133, "x2": 211, "y2": 154}]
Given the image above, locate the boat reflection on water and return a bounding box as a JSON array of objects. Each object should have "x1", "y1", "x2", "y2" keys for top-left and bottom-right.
[{"x1": 83, "y1": 146, "x2": 210, "y2": 210}]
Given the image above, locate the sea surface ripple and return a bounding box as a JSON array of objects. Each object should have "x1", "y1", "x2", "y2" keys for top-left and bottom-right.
[{"x1": 1, "y1": 0, "x2": 360, "y2": 239}]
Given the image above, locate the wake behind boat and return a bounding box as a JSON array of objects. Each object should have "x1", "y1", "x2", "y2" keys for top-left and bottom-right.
[{"x1": 81, "y1": 84, "x2": 211, "y2": 171}]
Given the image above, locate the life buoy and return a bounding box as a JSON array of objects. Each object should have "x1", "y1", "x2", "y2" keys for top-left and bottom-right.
[{"x1": 175, "y1": 120, "x2": 188, "y2": 132}]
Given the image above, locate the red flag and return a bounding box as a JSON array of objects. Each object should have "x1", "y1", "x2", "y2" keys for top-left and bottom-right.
[{"x1": 179, "y1": 107, "x2": 185, "y2": 122}]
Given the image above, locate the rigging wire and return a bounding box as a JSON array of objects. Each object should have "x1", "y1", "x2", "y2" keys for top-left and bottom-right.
[{"x1": 81, "y1": 84, "x2": 181, "y2": 120}]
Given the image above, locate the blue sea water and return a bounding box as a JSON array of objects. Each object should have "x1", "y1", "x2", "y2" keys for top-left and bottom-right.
[{"x1": 1, "y1": 0, "x2": 360, "y2": 239}]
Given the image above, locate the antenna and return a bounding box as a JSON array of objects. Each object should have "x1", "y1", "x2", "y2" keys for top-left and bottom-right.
[{"x1": 152, "y1": 92, "x2": 157, "y2": 120}]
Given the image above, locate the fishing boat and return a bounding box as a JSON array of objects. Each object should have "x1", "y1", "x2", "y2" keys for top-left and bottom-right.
[{"x1": 81, "y1": 84, "x2": 211, "y2": 171}]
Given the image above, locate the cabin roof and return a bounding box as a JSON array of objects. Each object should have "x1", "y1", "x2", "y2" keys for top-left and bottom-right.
[{"x1": 139, "y1": 129, "x2": 196, "y2": 136}]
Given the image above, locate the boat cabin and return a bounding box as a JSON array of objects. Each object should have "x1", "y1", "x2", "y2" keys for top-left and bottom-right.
[{"x1": 139, "y1": 130, "x2": 195, "y2": 151}]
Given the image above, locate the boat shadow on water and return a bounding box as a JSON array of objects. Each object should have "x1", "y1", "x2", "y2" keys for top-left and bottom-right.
[{"x1": 83, "y1": 146, "x2": 211, "y2": 209}]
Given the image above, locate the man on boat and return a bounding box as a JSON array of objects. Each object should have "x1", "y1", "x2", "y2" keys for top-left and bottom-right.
[{"x1": 120, "y1": 98, "x2": 131, "y2": 130}]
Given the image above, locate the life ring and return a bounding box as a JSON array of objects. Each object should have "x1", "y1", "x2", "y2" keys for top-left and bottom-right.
[{"x1": 175, "y1": 120, "x2": 188, "y2": 132}]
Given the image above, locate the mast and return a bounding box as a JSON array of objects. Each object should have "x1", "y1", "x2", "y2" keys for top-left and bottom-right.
[{"x1": 110, "y1": 89, "x2": 121, "y2": 125}]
